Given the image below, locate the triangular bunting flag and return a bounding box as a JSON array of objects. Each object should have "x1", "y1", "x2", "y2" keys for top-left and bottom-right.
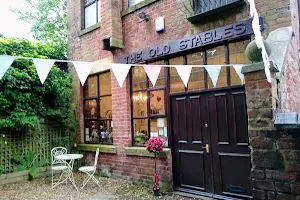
[
  {"x1": 205, "y1": 65, "x2": 222, "y2": 87},
  {"x1": 111, "y1": 64, "x2": 131, "y2": 87},
  {"x1": 0, "y1": 55, "x2": 14, "y2": 80},
  {"x1": 175, "y1": 65, "x2": 192, "y2": 87},
  {"x1": 73, "y1": 62, "x2": 94, "y2": 86},
  {"x1": 143, "y1": 65, "x2": 162, "y2": 86},
  {"x1": 32, "y1": 58, "x2": 55, "y2": 84},
  {"x1": 233, "y1": 64, "x2": 244, "y2": 83}
]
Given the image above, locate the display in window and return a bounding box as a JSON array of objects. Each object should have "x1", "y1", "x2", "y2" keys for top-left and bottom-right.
[
  {"x1": 99, "y1": 120, "x2": 113, "y2": 144},
  {"x1": 85, "y1": 99, "x2": 97, "y2": 119},
  {"x1": 133, "y1": 119, "x2": 148, "y2": 145},
  {"x1": 150, "y1": 118, "x2": 167, "y2": 143},
  {"x1": 85, "y1": 121, "x2": 99, "y2": 143},
  {"x1": 150, "y1": 90, "x2": 165, "y2": 115}
]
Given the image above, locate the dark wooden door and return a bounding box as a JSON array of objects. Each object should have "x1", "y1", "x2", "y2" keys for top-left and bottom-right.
[{"x1": 171, "y1": 88, "x2": 252, "y2": 199}]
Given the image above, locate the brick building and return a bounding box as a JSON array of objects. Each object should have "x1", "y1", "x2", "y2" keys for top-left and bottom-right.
[{"x1": 67, "y1": 0, "x2": 300, "y2": 199}]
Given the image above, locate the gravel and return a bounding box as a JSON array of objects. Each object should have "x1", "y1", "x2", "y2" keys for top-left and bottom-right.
[{"x1": 0, "y1": 173, "x2": 198, "y2": 200}]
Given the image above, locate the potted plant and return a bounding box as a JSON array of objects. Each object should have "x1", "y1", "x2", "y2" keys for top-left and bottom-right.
[{"x1": 146, "y1": 137, "x2": 164, "y2": 196}]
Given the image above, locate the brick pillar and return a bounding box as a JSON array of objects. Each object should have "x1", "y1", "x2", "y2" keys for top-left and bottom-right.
[
  {"x1": 111, "y1": 72, "x2": 131, "y2": 153},
  {"x1": 242, "y1": 62, "x2": 281, "y2": 200}
]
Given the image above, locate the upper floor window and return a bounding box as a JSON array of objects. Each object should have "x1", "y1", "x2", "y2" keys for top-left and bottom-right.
[
  {"x1": 83, "y1": 71, "x2": 113, "y2": 144},
  {"x1": 84, "y1": 0, "x2": 100, "y2": 29},
  {"x1": 128, "y1": 0, "x2": 144, "y2": 7}
]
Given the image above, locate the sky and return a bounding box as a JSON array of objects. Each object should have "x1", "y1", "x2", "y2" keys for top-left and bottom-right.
[{"x1": 0, "y1": 0, "x2": 33, "y2": 40}]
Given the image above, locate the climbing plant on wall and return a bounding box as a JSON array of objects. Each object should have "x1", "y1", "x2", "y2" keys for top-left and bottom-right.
[{"x1": 0, "y1": 37, "x2": 76, "y2": 131}]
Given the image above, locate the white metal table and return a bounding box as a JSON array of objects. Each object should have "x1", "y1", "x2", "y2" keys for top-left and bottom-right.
[{"x1": 55, "y1": 153, "x2": 83, "y2": 191}]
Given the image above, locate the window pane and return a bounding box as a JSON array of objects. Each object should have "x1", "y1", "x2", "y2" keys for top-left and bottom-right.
[
  {"x1": 84, "y1": 120, "x2": 99, "y2": 143},
  {"x1": 84, "y1": 3, "x2": 97, "y2": 28},
  {"x1": 99, "y1": 120, "x2": 113, "y2": 144},
  {"x1": 84, "y1": 99, "x2": 97, "y2": 119},
  {"x1": 99, "y1": 72, "x2": 111, "y2": 95},
  {"x1": 150, "y1": 118, "x2": 168, "y2": 145},
  {"x1": 148, "y1": 60, "x2": 165, "y2": 88},
  {"x1": 230, "y1": 66, "x2": 243, "y2": 86},
  {"x1": 84, "y1": 75, "x2": 98, "y2": 98},
  {"x1": 132, "y1": 66, "x2": 147, "y2": 91},
  {"x1": 133, "y1": 119, "x2": 148, "y2": 145},
  {"x1": 216, "y1": 66, "x2": 228, "y2": 88},
  {"x1": 206, "y1": 46, "x2": 226, "y2": 88},
  {"x1": 128, "y1": 0, "x2": 144, "y2": 7},
  {"x1": 169, "y1": 57, "x2": 185, "y2": 93},
  {"x1": 229, "y1": 40, "x2": 251, "y2": 64},
  {"x1": 187, "y1": 52, "x2": 205, "y2": 91},
  {"x1": 132, "y1": 92, "x2": 148, "y2": 117},
  {"x1": 99, "y1": 96, "x2": 112, "y2": 119},
  {"x1": 150, "y1": 90, "x2": 165, "y2": 115}
]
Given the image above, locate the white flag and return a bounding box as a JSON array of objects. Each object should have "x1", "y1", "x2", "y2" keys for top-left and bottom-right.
[
  {"x1": 175, "y1": 65, "x2": 192, "y2": 87},
  {"x1": 111, "y1": 64, "x2": 131, "y2": 87},
  {"x1": 0, "y1": 55, "x2": 14, "y2": 80},
  {"x1": 73, "y1": 62, "x2": 94, "y2": 86},
  {"x1": 32, "y1": 58, "x2": 55, "y2": 84},
  {"x1": 205, "y1": 65, "x2": 222, "y2": 87},
  {"x1": 143, "y1": 65, "x2": 162, "y2": 86},
  {"x1": 233, "y1": 65, "x2": 244, "y2": 83}
]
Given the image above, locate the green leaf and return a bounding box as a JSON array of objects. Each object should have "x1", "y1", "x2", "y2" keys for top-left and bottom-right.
[
  {"x1": 13, "y1": 165, "x2": 27, "y2": 172},
  {"x1": 29, "y1": 166, "x2": 37, "y2": 178}
]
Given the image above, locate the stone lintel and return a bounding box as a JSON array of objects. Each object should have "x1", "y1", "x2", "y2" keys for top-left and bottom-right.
[
  {"x1": 274, "y1": 112, "x2": 298, "y2": 125},
  {"x1": 77, "y1": 144, "x2": 117, "y2": 154}
]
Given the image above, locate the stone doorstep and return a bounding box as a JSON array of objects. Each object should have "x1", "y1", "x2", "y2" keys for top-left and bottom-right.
[{"x1": 173, "y1": 191, "x2": 214, "y2": 200}]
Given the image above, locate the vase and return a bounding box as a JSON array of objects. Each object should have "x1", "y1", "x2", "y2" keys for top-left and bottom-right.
[{"x1": 153, "y1": 188, "x2": 160, "y2": 196}]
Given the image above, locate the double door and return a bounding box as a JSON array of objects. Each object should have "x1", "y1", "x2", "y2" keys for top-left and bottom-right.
[{"x1": 171, "y1": 88, "x2": 252, "y2": 199}]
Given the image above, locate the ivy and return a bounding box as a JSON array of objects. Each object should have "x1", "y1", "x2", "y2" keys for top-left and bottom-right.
[{"x1": 0, "y1": 37, "x2": 76, "y2": 131}]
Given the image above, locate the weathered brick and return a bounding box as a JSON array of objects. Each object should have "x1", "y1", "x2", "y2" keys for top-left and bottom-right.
[
  {"x1": 253, "y1": 189, "x2": 266, "y2": 200},
  {"x1": 276, "y1": 182, "x2": 291, "y2": 193},
  {"x1": 291, "y1": 184, "x2": 300, "y2": 195},
  {"x1": 252, "y1": 169, "x2": 265, "y2": 178},
  {"x1": 276, "y1": 193, "x2": 296, "y2": 200},
  {"x1": 253, "y1": 179, "x2": 275, "y2": 191}
]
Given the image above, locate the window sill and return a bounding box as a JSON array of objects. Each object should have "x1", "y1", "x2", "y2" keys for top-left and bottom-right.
[
  {"x1": 79, "y1": 22, "x2": 101, "y2": 37},
  {"x1": 121, "y1": 0, "x2": 159, "y2": 17},
  {"x1": 77, "y1": 144, "x2": 117, "y2": 154},
  {"x1": 124, "y1": 146, "x2": 170, "y2": 159}
]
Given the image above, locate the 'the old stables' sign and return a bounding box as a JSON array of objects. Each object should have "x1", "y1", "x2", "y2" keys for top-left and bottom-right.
[{"x1": 118, "y1": 18, "x2": 263, "y2": 64}]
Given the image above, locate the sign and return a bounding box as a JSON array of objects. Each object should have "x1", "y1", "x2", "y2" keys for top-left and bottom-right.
[{"x1": 117, "y1": 18, "x2": 263, "y2": 64}]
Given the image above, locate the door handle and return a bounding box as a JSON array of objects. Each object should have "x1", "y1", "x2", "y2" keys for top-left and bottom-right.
[{"x1": 202, "y1": 144, "x2": 209, "y2": 153}]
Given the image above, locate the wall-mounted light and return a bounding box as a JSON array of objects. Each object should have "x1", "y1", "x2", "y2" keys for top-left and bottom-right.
[{"x1": 137, "y1": 11, "x2": 149, "y2": 22}]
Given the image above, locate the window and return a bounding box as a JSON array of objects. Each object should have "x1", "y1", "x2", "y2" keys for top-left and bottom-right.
[
  {"x1": 131, "y1": 61, "x2": 168, "y2": 146},
  {"x1": 83, "y1": 71, "x2": 112, "y2": 144},
  {"x1": 83, "y1": 0, "x2": 100, "y2": 29},
  {"x1": 128, "y1": 0, "x2": 144, "y2": 7},
  {"x1": 169, "y1": 40, "x2": 251, "y2": 93}
]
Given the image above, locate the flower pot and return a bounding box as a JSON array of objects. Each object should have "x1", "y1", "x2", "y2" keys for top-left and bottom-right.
[{"x1": 153, "y1": 188, "x2": 160, "y2": 196}]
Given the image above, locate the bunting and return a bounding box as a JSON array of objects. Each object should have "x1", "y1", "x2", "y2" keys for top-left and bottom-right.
[
  {"x1": 0, "y1": 55, "x2": 14, "y2": 80},
  {"x1": 111, "y1": 64, "x2": 131, "y2": 87},
  {"x1": 143, "y1": 65, "x2": 162, "y2": 86},
  {"x1": 73, "y1": 62, "x2": 94, "y2": 86},
  {"x1": 205, "y1": 65, "x2": 222, "y2": 87},
  {"x1": 0, "y1": 55, "x2": 251, "y2": 88},
  {"x1": 32, "y1": 58, "x2": 55, "y2": 84},
  {"x1": 175, "y1": 65, "x2": 192, "y2": 87}
]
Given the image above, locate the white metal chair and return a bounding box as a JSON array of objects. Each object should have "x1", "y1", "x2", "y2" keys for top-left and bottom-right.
[
  {"x1": 51, "y1": 147, "x2": 68, "y2": 189},
  {"x1": 79, "y1": 148, "x2": 100, "y2": 189}
]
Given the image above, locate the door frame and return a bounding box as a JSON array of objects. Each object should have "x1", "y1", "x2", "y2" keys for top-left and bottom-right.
[{"x1": 169, "y1": 85, "x2": 252, "y2": 200}]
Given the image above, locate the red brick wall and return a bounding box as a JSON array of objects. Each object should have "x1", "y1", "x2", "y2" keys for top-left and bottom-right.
[
  {"x1": 67, "y1": 0, "x2": 296, "y2": 186},
  {"x1": 278, "y1": 0, "x2": 300, "y2": 113}
]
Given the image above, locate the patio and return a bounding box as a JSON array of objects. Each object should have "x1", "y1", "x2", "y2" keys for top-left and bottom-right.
[{"x1": 0, "y1": 173, "x2": 198, "y2": 200}]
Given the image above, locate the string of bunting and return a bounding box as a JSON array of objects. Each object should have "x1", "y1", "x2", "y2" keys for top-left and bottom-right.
[{"x1": 0, "y1": 55, "x2": 247, "y2": 88}]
